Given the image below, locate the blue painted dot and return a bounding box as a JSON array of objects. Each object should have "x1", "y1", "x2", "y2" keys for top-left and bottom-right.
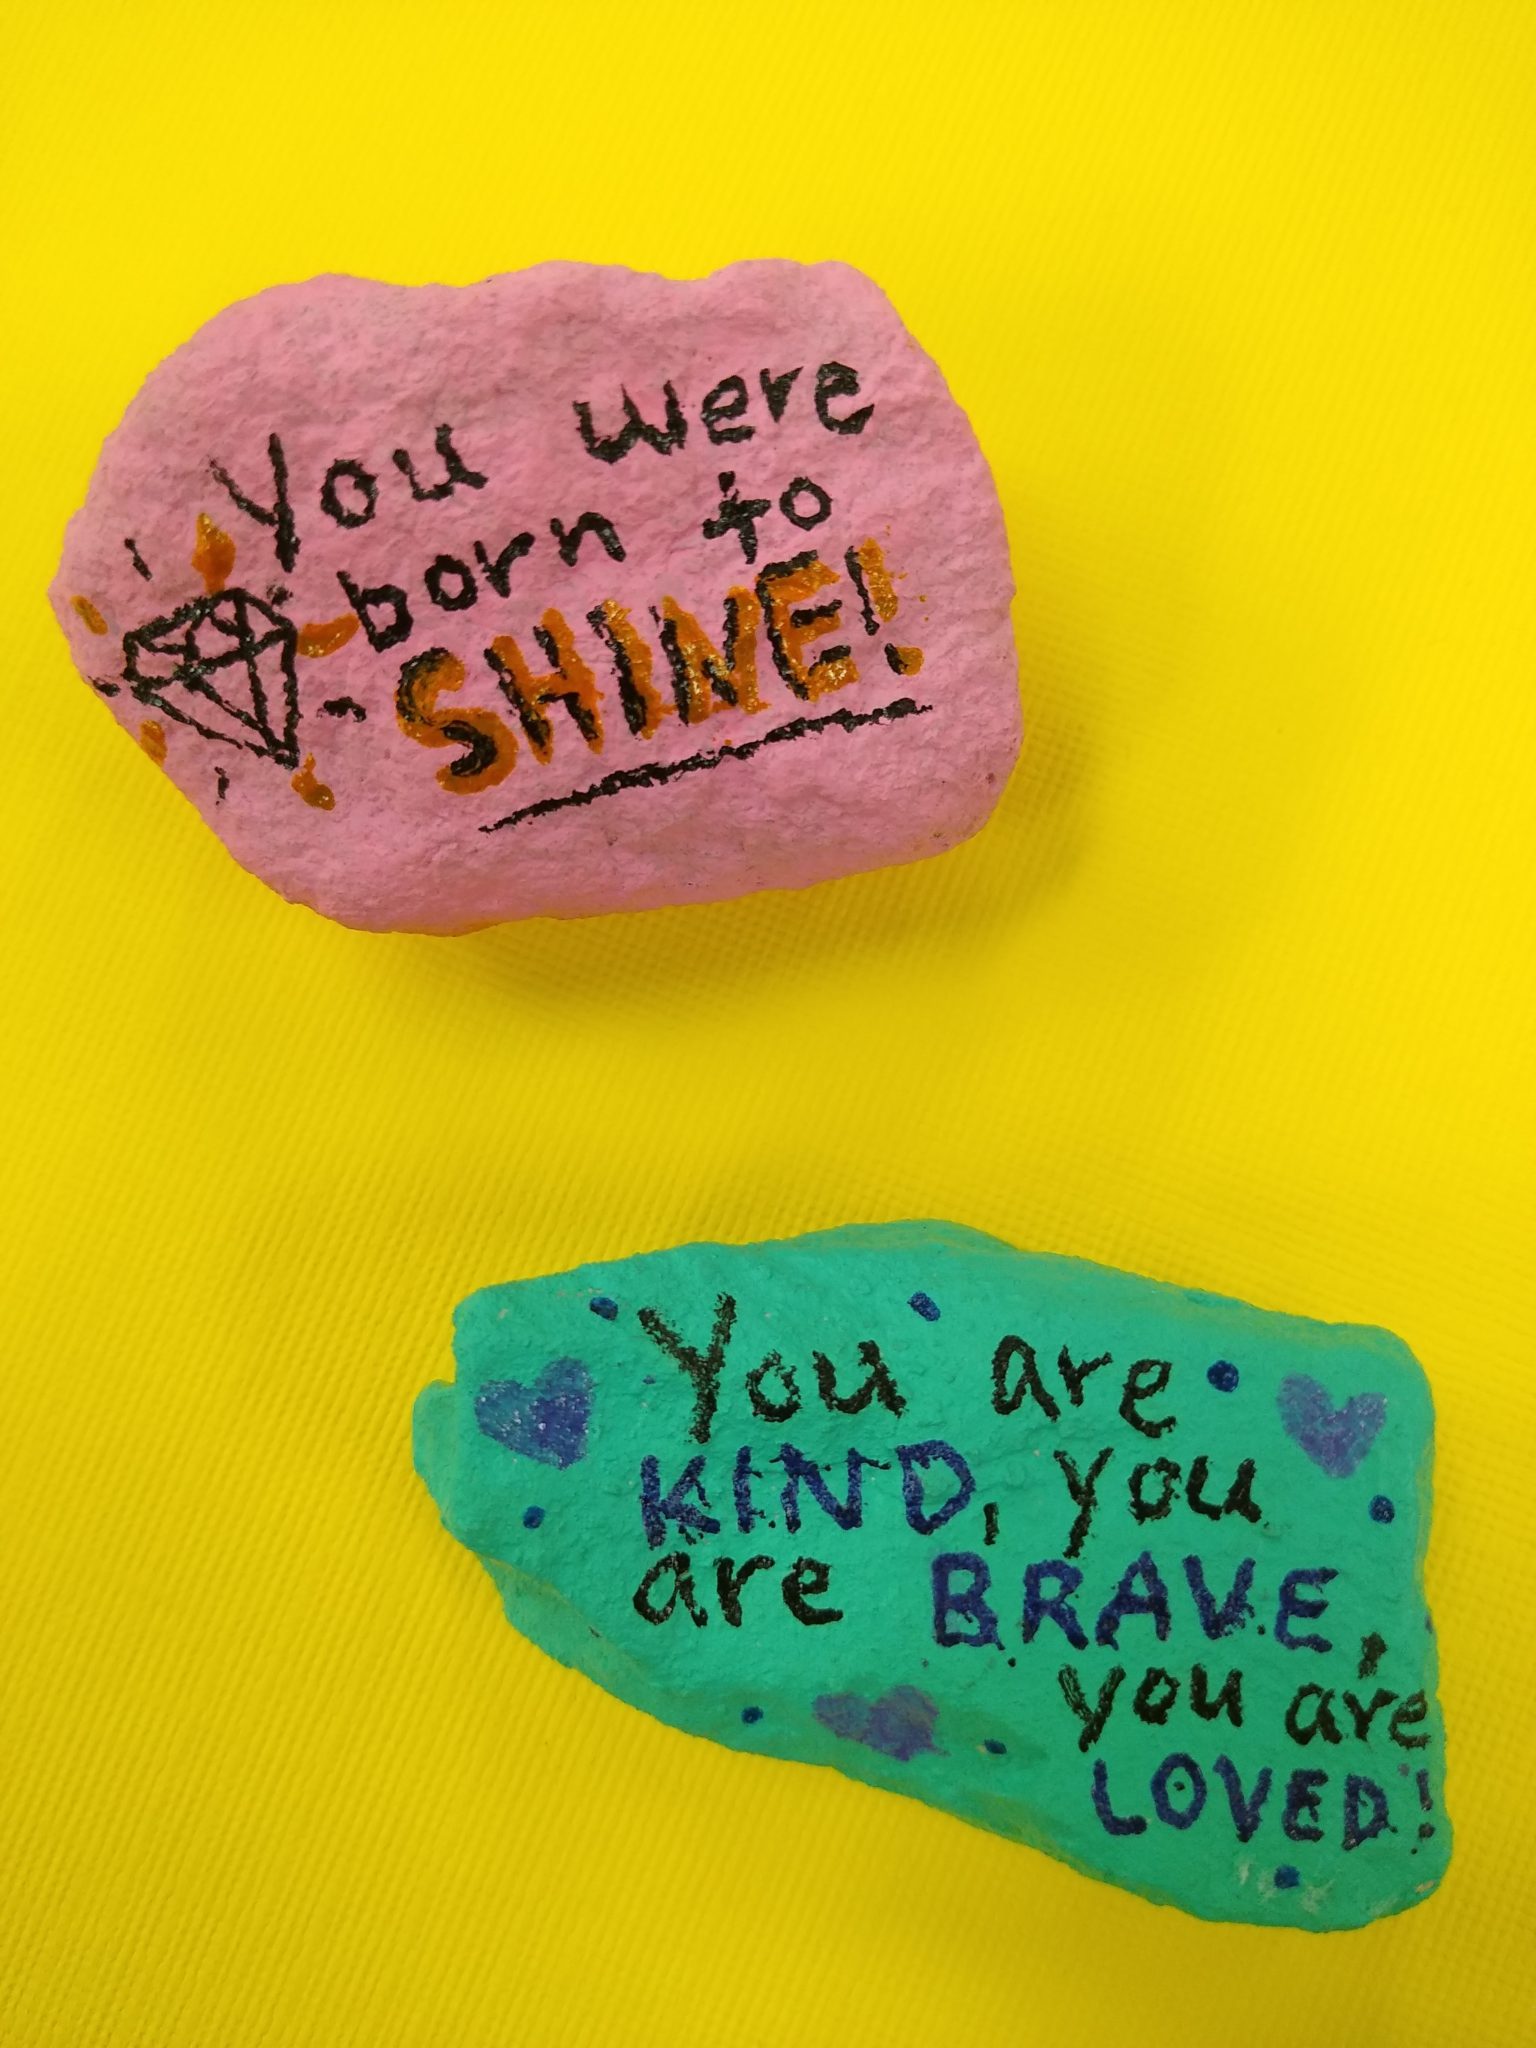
[
  {"x1": 1370, "y1": 1495, "x2": 1396, "y2": 1524},
  {"x1": 1274, "y1": 1865, "x2": 1301, "y2": 1890},
  {"x1": 589, "y1": 1296, "x2": 619, "y2": 1320},
  {"x1": 522, "y1": 1505, "x2": 545, "y2": 1529},
  {"x1": 983, "y1": 1739, "x2": 1007, "y2": 1755},
  {"x1": 909, "y1": 1292, "x2": 941, "y2": 1322},
  {"x1": 1207, "y1": 1359, "x2": 1239, "y2": 1392},
  {"x1": 741, "y1": 1705, "x2": 763, "y2": 1724}
]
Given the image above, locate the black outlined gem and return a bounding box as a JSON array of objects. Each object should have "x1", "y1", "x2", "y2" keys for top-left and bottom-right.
[{"x1": 122, "y1": 588, "x2": 300, "y2": 767}]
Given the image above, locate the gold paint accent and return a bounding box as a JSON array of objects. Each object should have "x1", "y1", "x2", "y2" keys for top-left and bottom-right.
[
  {"x1": 658, "y1": 590, "x2": 766, "y2": 723},
  {"x1": 594, "y1": 599, "x2": 673, "y2": 739},
  {"x1": 296, "y1": 613, "x2": 360, "y2": 658},
  {"x1": 138, "y1": 720, "x2": 167, "y2": 764},
  {"x1": 290, "y1": 755, "x2": 336, "y2": 810},
  {"x1": 71, "y1": 595, "x2": 108, "y2": 634},
  {"x1": 760, "y1": 556, "x2": 859, "y2": 702},
  {"x1": 887, "y1": 645, "x2": 925, "y2": 676},
  {"x1": 396, "y1": 649, "x2": 517, "y2": 794},
  {"x1": 486, "y1": 615, "x2": 604, "y2": 765},
  {"x1": 192, "y1": 513, "x2": 236, "y2": 594},
  {"x1": 852, "y1": 538, "x2": 899, "y2": 623}
]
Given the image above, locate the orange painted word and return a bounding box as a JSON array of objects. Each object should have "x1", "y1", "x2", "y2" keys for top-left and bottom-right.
[{"x1": 395, "y1": 541, "x2": 918, "y2": 789}]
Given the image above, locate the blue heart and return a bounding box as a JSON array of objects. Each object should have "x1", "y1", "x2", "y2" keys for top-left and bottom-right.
[
  {"x1": 475, "y1": 1357, "x2": 593, "y2": 1468},
  {"x1": 1278, "y1": 1374, "x2": 1386, "y2": 1477},
  {"x1": 812, "y1": 1685, "x2": 940, "y2": 1762}
]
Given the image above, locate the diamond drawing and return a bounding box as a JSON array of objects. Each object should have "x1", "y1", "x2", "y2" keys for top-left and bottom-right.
[{"x1": 122, "y1": 589, "x2": 300, "y2": 767}]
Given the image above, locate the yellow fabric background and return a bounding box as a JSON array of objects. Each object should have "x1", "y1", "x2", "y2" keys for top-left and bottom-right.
[{"x1": 4, "y1": 4, "x2": 1533, "y2": 2042}]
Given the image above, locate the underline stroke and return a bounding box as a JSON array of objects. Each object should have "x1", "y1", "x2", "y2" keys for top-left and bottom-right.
[{"x1": 478, "y1": 697, "x2": 934, "y2": 835}]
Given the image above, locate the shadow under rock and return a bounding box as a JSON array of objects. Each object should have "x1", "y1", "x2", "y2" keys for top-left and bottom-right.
[{"x1": 370, "y1": 599, "x2": 1097, "y2": 1022}]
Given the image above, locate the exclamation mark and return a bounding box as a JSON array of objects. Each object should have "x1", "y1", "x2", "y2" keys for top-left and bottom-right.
[
  {"x1": 1414, "y1": 1768, "x2": 1435, "y2": 1846},
  {"x1": 845, "y1": 539, "x2": 924, "y2": 678}
]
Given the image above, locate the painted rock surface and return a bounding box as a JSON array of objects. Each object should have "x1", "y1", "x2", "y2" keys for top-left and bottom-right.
[
  {"x1": 414, "y1": 1223, "x2": 1449, "y2": 1929},
  {"x1": 50, "y1": 264, "x2": 1019, "y2": 933}
]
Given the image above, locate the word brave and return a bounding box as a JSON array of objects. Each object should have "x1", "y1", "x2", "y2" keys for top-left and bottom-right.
[{"x1": 932, "y1": 1551, "x2": 1341, "y2": 1653}]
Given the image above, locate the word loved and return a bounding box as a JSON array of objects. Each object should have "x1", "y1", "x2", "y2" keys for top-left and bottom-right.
[{"x1": 1091, "y1": 1753, "x2": 1407, "y2": 1853}]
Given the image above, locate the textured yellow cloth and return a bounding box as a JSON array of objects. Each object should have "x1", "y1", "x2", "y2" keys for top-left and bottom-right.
[{"x1": 3, "y1": 5, "x2": 1532, "y2": 2043}]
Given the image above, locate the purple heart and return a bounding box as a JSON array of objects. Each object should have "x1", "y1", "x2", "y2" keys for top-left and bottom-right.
[
  {"x1": 813, "y1": 1684, "x2": 940, "y2": 1762},
  {"x1": 475, "y1": 1357, "x2": 593, "y2": 1468},
  {"x1": 1278, "y1": 1374, "x2": 1386, "y2": 1477}
]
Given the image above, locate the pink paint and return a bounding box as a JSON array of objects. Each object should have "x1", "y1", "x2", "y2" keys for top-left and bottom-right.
[{"x1": 52, "y1": 263, "x2": 1020, "y2": 932}]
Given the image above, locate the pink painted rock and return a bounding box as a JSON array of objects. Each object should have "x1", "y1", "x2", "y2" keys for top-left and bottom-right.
[{"x1": 50, "y1": 263, "x2": 1020, "y2": 933}]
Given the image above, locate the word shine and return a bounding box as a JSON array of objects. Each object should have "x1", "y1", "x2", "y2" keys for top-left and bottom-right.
[{"x1": 391, "y1": 539, "x2": 912, "y2": 794}]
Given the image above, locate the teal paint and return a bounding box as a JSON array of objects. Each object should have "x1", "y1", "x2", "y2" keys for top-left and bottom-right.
[{"x1": 413, "y1": 1222, "x2": 1448, "y2": 1929}]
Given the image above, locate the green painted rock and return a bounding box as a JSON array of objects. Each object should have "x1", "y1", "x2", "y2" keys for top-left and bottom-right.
[{"x1": 413, "y1": 1223, "x2": 1448, "y2": 1928}]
